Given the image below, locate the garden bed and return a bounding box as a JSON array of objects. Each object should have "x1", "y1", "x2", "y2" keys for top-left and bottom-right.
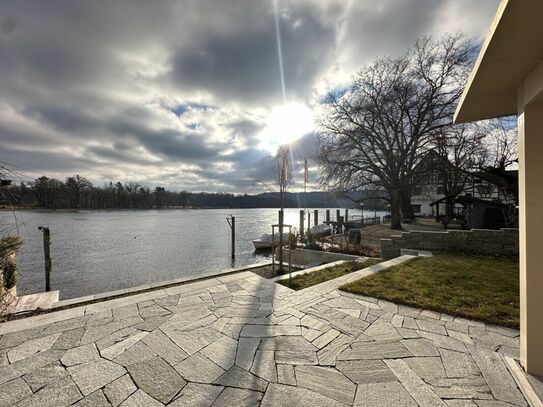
[{"x1": 277, "y1": 258, "x2": 382, "y2": 291}]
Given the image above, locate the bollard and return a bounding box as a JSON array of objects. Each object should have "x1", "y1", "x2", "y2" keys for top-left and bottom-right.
[
  {"x1": 231, "y1": 216, "x2": 235, "y2": 259},
  {"x1": 38, "y1": 226, "x2": 51, "y2": 292},
  {"x1": 299, "y1": 210, "x2": 305, "y2": 239}
]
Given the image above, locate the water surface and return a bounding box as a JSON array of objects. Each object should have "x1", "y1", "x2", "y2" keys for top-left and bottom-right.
[{"x1": 13, "y1": 208, "x2": 378, "y2": 299}]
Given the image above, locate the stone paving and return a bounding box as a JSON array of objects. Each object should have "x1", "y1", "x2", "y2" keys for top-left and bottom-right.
[{"x1": 0, "y1": 257, "x2": 528, "y2": 406}]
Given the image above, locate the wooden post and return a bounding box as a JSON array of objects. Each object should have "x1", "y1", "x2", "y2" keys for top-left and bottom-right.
[
  {"x1": 39, "y1": 226, "x2": 51, "y2": 292},
  {"x1": 314, "y1": 210, "x2": 318, "y2": 226},
  {"x1": 231, "y1": 216, "x2": 235, "y2": 259},
  {"x1": 271, "y1": 225, "x2": 275, "y2": 272},
  {"x1": 326, "y1": 210, "x2": 330, "y2": 222},
  {"x1": 299, "y1": 210, "x2": 305, "y2": 239},
  {"x1": 278, "y1": 210, "x2": 284, "y2": 271},
  {"x1": 288, "y1": 228, "x2": 292, "y2": 276}
]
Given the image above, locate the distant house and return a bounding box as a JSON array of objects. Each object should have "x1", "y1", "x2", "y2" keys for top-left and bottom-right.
[{"x1": 410, "y1": 151, "x2": 517, "y2": 228}]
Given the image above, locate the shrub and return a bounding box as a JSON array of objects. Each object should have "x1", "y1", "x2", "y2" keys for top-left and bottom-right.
[
  {"x1": 0, "y1": 235, "x2": 21, "y2": 318},
  {"x1": 1, "y1": 257, "x2": 18, "y2": 289},
  {"x1": 0, "y1": 235, "x2": 22, "y2": 289},
  {"x1": 0, "y1": 236, "x2": 22, "y2": 258},
  {"x1": 304, "y1": 242, "x2": 323, "y2": 251},
  {"x1": 326, "y1": 243, "x2": 381, "y2": 258}
]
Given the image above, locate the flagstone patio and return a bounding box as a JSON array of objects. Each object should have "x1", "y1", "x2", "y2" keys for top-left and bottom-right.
[{"x1": 0, "y1": 256, "x2": 528, "y2": 406}]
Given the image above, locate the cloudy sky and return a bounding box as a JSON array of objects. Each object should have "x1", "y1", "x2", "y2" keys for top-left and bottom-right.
[{"x1": 0, "y1": 0, "x2": 500, "y2": 193}]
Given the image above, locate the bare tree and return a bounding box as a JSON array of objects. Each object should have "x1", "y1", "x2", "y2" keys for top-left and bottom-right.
[
  {"x1": 124, "y1": 181, "x2": 142, "y2": 209},
  {"x1": 65, "y1": 175, "x2": 92, "y2": 208},
  {"x1": 317, "y1": 34, "x2": 473, "y2": 229},
  {"x1": 481, "y1": 116, "x2": 519, "y2": 211},
  {"x1": 427, "y1": 124, "x2": 487, "y2": 221},
  {"x1": 482, "y1": 117, "x2": 518, "y2": 171},
  {"x1": 274, "y1": 145, "x2": 293, "y2": 271},
  {"x1": 275, "y1": 145, "x2": 293, "y2": 211},
  {"x1": 32, "y1": 176, "x2": 63, "y2": 208}
]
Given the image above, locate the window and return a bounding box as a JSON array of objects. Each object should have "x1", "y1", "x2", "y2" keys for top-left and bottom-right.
[{"x1": 412, "y1": 204, "x2": 421, "y2": 214}]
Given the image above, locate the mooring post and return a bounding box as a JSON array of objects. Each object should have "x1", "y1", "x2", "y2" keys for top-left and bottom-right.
[
  {"x1": 288, "y1": 229, "x2": 292, "y2": 277},
  {"x1": 278, "y1": 210, "x2": 284, "y2": 271},
  {"x1": 231, "y1": 216, "x2": 235, "y2": 259},
  {"x1": 227, "y1": 216, "x2": 236, "y2": 259},
  {"x1": 314, "y1": 210, "x2": 318, "y2": 226},
  {"x1": 299, "y1": 210, "x2": 305, "y2": 239},
  {"x1": 38, "y1": 226, "x2": 51, "y2": 292},
  {"x1": 326, "y1": 210, "x2": 330, "y2": 222}
]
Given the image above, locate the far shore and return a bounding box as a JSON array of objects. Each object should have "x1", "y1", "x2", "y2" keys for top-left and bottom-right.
[{"x1": 0, "y1": 206, "x2": 366, "y2": 212}]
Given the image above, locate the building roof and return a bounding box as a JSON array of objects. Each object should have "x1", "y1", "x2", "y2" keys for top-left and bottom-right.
[
  {"x1": 454, "y1": 0, "x2": 543, "y2": 123},
  {"x1": 430, "y1": 195, "x2": 509, "y2": 207},
  {"x1": 473, "y1": 169, "x2": 518, "y2": 187}
]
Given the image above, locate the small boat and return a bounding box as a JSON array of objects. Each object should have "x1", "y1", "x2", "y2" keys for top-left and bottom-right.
[
  {"x1": 252, "y1": 233, "x2": 290, "y2": 249},
  {"x1": 309, "y1": 223, "x2": 332, "y2": 238}
]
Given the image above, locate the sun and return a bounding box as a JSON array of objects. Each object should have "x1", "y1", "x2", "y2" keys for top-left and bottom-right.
[{"x1": 258, "y1": 103, "x2": 315, "y2": 153}]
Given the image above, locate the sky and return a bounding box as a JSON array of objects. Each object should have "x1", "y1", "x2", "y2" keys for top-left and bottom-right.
[{"x1": 0, "y1": 0, "x2": 500, "y2": 193}]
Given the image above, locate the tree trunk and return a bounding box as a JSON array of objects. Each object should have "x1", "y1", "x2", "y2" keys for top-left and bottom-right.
[
  {"x1": 389, "y1": 189, "x2": 402, "y2": 230},
  {"x1": 400, "y1": 188, "x2": 415, "y2": 221},
  {"x1": 446, "y1": 198, "x2": 455, "y2": 219}
]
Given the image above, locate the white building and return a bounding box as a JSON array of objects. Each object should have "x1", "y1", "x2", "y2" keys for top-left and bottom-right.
[{"x1": 411, "y1": 152, "x2": 517, "y2": 225}]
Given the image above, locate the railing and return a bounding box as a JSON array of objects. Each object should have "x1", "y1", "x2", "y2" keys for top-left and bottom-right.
[{"x1": 362, "y1": 216, "x2": 381, "y2": 225}]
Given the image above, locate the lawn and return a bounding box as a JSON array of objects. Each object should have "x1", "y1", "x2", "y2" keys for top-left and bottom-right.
[
  {"x1": 278, "y1": 259, "x2": 382, "y2": 291},
  {"x1": 340, "y1": 253, "x2": 520, "y2": 328}
]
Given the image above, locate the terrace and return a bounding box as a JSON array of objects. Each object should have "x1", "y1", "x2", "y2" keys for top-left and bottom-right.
[{"x1": 0, "y1": 259, "x2": 530, "y2": 406}]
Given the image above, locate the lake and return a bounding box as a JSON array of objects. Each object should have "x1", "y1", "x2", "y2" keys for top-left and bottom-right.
[{"x1": 11, "y1": 208, "x2": 382, "y2": 300}]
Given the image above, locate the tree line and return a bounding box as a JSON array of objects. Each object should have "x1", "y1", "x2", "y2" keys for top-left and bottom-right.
[{"x1": 1, "y1": 175, "x2": 387, "y2": 210}]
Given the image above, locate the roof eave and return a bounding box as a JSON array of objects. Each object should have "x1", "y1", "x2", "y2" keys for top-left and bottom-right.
[{"x1": 454, "y1": 0, "x2": 510, "y2": 124}]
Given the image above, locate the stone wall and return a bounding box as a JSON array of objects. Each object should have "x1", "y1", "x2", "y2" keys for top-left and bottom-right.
[
  {"x1": 281, "y1": 248, "x2": 360, "y2": 266},
  {"x1": 380, "y1": 228, "x2": 519, "y2": 259}
]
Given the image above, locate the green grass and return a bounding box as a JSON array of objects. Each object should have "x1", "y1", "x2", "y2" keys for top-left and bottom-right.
[
  {"x1": 278, "y1": 259, "x2": 383, "y2": 291},
  {"x1": 340, "y1": 253, "x2": 519, "y2": 328}
]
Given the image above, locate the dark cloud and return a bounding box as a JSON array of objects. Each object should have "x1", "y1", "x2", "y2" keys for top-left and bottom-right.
[
  {"x1": 1, "y1": 146, "x2": 99, "y2": 174},
  {"x1": 168, "y1": 1, "x2": 337, "y2": 104},
  {"x1": 227, "y1": 119, "x2": 265, "y2": 146}
]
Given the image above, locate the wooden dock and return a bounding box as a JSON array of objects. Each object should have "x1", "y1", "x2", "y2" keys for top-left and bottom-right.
[
  {"x1": 13, "y1": 291, "x2": 59, "y2": 313},
  {"x1": 324, "y1": 216, "x2": 381, "y2": 233}
]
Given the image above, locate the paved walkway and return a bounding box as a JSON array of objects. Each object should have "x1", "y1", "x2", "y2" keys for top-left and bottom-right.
[{"x1": 0, "y1": 257, "x2": 527, "y2": 406}]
